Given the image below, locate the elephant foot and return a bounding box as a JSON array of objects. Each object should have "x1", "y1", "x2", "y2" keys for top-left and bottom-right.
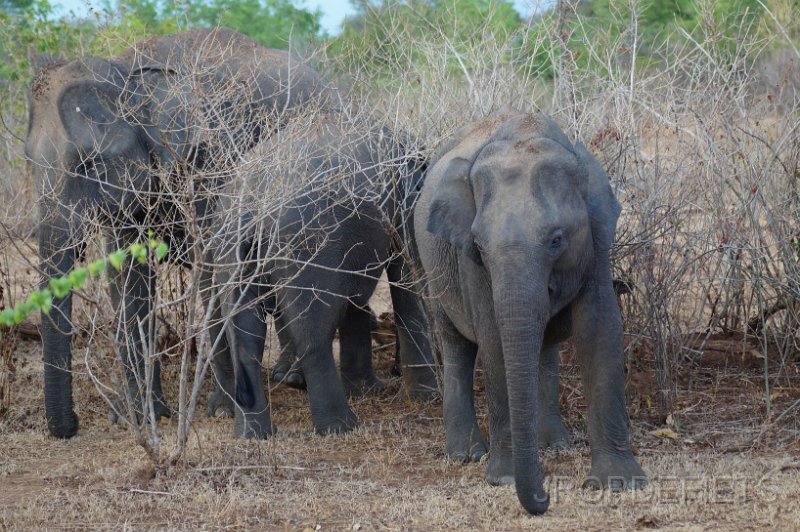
[
  {"x1": 207, "y1": 388, "x2": 235, "y2": 418},
  {"x1": 153, "y1": 398, "x2": 172, "y2": 419},
  {"x1": 313, "y1": 407, "x2": 358, "y2": 435},
  {"x1": 583, "y1": 453, "x2": 647, "y2": 491},
  {"x1": 108, "y1": 398, "x2": 172, "y2": 425},
  {"x1": 445, "y1": 427, "x2": 487, "y2": 463},
  {"x1": 271, "y1": 362, "x2": 307, "y2": 390},
  {"x1": 485, "y1": 452, "x2": 514, "y2": 486},
  {"x1": 538, "y1": 415, "x2": 571, "y2": 450},
  {"x1": 47, "y1": 410, "x2": 79, "y2": 439},
  {"x1": 234, "y1": 408, "x2": 274, "y2": 439},
  {"x1": 402, "y1": 367, "x2": 440, "y2": 401},
  {"x1": 342, "y1": 373, "x2": 384, "y2": 398}
]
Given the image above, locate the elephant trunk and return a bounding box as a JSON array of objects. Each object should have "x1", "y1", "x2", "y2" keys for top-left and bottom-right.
[
  {"x1": 39, "y1": 211, "x2": 80, "y2": 438},
  {"x1": 494, "y1": 273, "x2": 550, "y2": 515}
]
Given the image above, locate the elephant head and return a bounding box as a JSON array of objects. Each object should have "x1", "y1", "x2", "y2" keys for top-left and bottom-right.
[
  {"x1": 26, "y1": 28, "x2": 337, "y2": 438},
  {"x1": 425, "y1": 112, "x2": 621, "y2": 514}
]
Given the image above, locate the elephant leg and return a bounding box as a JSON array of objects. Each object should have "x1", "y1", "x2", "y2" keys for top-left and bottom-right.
[
  {"x1": 439, "y1": 310, "x2": 486, "y2": 462},
  {"x1": 339, "y1": 303, "x2": 383, "y2": 397},
  {"x1": 387, "y1": 258, "x2": 438, "y2": 399},
  {"x1": 571, "y1": 267, "x2": 646, "y2": 490},
  {"x1": 270, "y1": 311, "x2": 306, "y2": 390},
  {"x1": 107, "y1": 234, "x2": 170, "y2": 425},
  {"x1": 282, "y1": 290, "x2": 357, "y2": 434},
  {"x1": 227, "y1": 287, "x2": 273, "y2": 439},
  {"x1": 538, "y1": 343, "x2": 570, "y2": 450},
  {"x1": 479, "y1": 333, "x2": 515, "y2": 485},
  {"x1": 201, "y1": 264, "x2": 236, "y2": 418},
  {"x1": 206, "y1": 334, "x2": 236, "y2": 418},
  {"x1": 40, "y1": 216, "x2": 80, "y2": 438}
]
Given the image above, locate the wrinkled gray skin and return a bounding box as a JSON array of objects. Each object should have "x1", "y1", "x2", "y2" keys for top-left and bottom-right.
[
  {"x1": 214, "y1": 115, "x2": 438, "y2": 438},
  {"x1": 269, "y1": 304, "x2": 381, "y2": 391},
  {"x1": 26, "y1": 28, "x2": 337, "y2": 439},
  {"x1": 414, "y1": 109, "x2": 646, "y2": 515}
]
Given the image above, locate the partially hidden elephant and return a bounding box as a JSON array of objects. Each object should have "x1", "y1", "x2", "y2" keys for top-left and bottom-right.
[
  {"x1": 25, "y1": 27, "x2": 337, "y2": 439},
  {"x1": 212, "y1": 110, "x2": 438, "y2": 438},
  {"x1": 268, "y1": 304, "x2": 381, "y2": 391},
  {"x1": 413, "y1": 108, "x2": 646, "y2": 515}
]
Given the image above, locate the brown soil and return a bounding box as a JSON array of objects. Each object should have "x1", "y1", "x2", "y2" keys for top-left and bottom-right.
[{"x1": 1, "y1": 281, "x2": 799, "y2": 530}]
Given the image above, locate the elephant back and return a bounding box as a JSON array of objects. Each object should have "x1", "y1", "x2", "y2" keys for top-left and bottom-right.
[{"x1": 119, "y1": 27, "x2": 338, "y2": 126}]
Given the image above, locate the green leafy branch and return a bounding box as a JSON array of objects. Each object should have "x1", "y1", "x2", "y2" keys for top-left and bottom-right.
[{"x1": 0, "y1": 237, "x2": 168, "y2": 331}]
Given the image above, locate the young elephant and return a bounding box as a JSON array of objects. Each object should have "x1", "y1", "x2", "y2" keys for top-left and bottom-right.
[
  {"x1": 413, "y1": 109, "x2": 646, "y2": 515},
  {"x1": 214, "y1": 112, "x2": 438, "y2": 438}
]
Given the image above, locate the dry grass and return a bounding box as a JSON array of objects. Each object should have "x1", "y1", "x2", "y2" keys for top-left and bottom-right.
[
  {"x1": 3, "y1": 3, "x2": 800, "y2": 528},
  {"x1": 1, "y1": 280, "x2": 798, "y2": 530}
]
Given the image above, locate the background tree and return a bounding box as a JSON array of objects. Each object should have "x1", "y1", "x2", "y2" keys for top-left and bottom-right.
[
  {"x1": 111, "y1": 0, "x2": 322, "y2": 47},
  {"x1": 331, "y1": 0, "x2": 520, "y2": 77}
]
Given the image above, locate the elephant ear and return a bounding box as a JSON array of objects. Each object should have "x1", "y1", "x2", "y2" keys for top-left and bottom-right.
[
  {"x1": 574, "y1": 141, "x2": 621, "y2": 252},
  {"x1": 58, "y1": 83, "x2": 139, "y2": 160},
  {"x1": 426, "y1": 156, "x2": 482, "y2": 265},
  {"x1": 131, "y1": 65, "x2": 197, "y2": 169}
]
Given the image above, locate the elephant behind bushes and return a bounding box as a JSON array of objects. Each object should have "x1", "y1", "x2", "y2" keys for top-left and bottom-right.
[
  {"x1": 26, "y1": 27, "x2": 338, "y2": 439},
  {"x1": 211, "y1": 108, "x2": 438, "y2": 438}
]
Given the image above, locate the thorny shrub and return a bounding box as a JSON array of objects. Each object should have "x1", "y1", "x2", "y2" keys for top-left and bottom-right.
[{"x1": 1, "y1": 1, "x2": 799, "y2": 460}]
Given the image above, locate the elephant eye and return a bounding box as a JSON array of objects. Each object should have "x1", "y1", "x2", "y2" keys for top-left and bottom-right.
[{"x1": 549, "y1": 229, "x2": 565, "y2": 251}]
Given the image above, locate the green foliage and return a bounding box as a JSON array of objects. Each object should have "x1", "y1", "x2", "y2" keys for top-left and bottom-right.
[
  {"x1": 0, "y1": 240, "x2": 168, "y2": 332},
  {"x1": 189, "y1": 0, "x2": 321, "y2": 46},
  {"x1": 113, "y1": 0, "x2": 322, "y2": 48},
  {"x1": 330, "y1": 0, "x2": 521, "y2": 76},
  {"x1": 330, "y1": 0, "x2": 770, "y2": 84},
  {"x1": 1, "y1": 0, "x2": 322, "y2": 86},
  {"x1": 516, "y1": 0, "x2": 768, "y2": 81},
  {"x1": 1, "y1": 0, "x2": 36, "y2": 13},
  {"x1": 0, "y1": 1, "x2": 79, "y2": 83}
]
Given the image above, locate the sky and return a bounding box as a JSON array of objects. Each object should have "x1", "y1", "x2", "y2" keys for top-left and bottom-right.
[{"x1": 54, "y1": 1, "x2": 548, "y2": 36}]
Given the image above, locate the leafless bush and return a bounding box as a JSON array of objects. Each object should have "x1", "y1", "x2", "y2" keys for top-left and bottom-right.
[
  {"x1": 17, "y1": 30, "x2": 356, "y2": 463},
  {"x1": 326, "y1": 0, "x2": 800, "y2": 420},
  {"x1": 0, "y1": 283, "x2": 15, "y2": 417},
  {"x1": 549, "y1": 2, "x2": 800, "y2": 418},
  {"x1": 3, "y1": 0, "x2": 798, "y2": 460},
  {"x1": 18, "y1": 26, "x2": 432, "y2": 464}
]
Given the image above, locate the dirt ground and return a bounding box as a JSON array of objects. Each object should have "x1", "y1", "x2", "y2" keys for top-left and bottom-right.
[{"x1": 1, "y1": 280, "x2": 799, "y2": 531}]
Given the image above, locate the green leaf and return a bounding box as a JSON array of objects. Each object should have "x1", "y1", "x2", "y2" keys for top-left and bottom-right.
[
  {"x1": 0, "y1": 309, "x2": 14, "y2": 327},
  {"x1": 48, "y1": 277, "x2": 71, "y2": 299},
  {"x1": 40, "y1": 294, "x2": 53, "y2": 314},
  {"x1": 155, "y1": 242, "x2": 168, "y2": 260},
  {"x1": 12, "y1": 306, "x2": 26, "y2": 324},
  {"x1": 88, "y1": 258, "x2": 107, "y2": 277},
  {"x1": 129, "y1": 243, "x2": 146, "y2": 264},
  {"x1": 68, "y1": 267, "x2": 89, "y2": 289},
  {"x1": 27, "y1": 289, "x2": 52, "y2": 312},
  {"x1": 109, "y1": 249, "x2": 127, "y2": 271}
]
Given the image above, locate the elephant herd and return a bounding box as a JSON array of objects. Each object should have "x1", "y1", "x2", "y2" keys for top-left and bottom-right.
[{"x1": 25, "y1": 28, "x2": 645, "y2": 515}]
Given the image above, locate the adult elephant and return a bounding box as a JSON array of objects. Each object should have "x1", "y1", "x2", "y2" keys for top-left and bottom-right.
[
  {"x1": 413, "y1": 109, "x2": 646, "y2": 515},
  {"x1": 25, "y1": 27, "x2": 337, "y2": 439},
  {"x1": 213, "y1": 111, "x2": 438, "y2": 438}
]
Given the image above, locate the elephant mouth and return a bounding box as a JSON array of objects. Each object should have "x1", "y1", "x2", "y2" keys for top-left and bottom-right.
[
  {"x1": 548, "y1": 283, "x2": 579, "y2": 319},
  {"x1": 547, "y1": 280, "x2": 563, "y2": 317}
]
